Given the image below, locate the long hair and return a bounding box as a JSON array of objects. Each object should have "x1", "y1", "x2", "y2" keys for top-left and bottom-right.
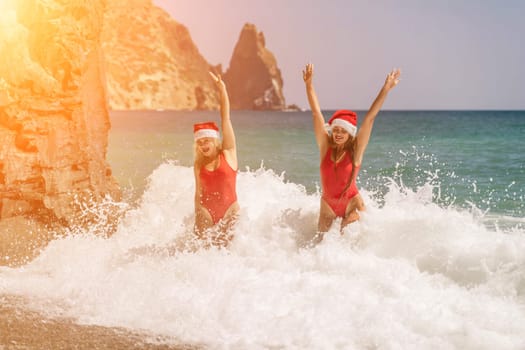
[
  {"x1": 194, "y1": 138, "x2": 222, "y2": 169},
  {"x1": 329, "y1": 134, "x2": 358, "y2": 197}
]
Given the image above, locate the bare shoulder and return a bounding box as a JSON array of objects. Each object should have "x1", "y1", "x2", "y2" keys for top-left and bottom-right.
[
  {"x1": 222, "y1": 149, "x2": 238, "y2": 171},
  {"x1": 319, "y1": 134, "x2": 331, "y2": 157}
]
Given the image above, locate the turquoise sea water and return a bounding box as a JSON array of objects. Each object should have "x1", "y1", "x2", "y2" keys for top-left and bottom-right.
[
  {"x1": 2, "y1": 110, "x2": 525, "y2": 349},
  {"x1": 108, "y1": 110, "x2": 524, "y2": 219}
]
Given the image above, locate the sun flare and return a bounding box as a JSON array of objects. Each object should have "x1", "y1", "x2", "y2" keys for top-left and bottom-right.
[
  {"x1": 0, "y1": 0, "x2": 18, "y2": 36},
  {"x1": 0, "y1": 0, "x2": 15, "y2": 13}
]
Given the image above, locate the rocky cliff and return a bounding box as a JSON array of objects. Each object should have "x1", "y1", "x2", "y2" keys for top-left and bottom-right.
[
  {"x1": 101, "y1": 2, "x2": 288, "y2": 111},
  {"x1": 0, "y1": 0, "x2": 120, "y2": 266},
  {"x1": 0, "y1": 1, "x2": 290, "y2": 264},
  {"x1": 101, "y1": 0, "x2": 219, "y2": 110},
  {"x1": 224, "y1": 23, "x2": 286, "y2": 110}
]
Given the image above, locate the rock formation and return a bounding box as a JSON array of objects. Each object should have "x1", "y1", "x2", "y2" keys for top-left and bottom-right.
[
  {"x1": 101, "y1": 0, "x2": 219, "y2": 110},
  {"x1": 224, "y1": 23, "x2": 286, "y2": 110},
  {"x1": 101, "y1": 3, "x2": 289, "y2": 111},
  {"x1": 0, "y1": 0, "x2": 120, "y2": 266}
]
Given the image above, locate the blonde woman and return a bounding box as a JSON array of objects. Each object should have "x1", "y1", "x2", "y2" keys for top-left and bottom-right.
[{"x1": 193, "y1": 73, "x2": 239, "y2": 247}]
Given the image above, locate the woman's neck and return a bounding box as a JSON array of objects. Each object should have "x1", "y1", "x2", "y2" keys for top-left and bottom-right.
[
  {"x1": 332, "y1": 146, "x2": 346, "y2": 163},
  {"x1": 203, "y1": 151, "x2": 220, "y2": 168}
]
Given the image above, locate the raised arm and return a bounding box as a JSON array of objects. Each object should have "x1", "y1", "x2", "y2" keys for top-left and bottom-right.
[
  {"x1": 210, "y1": 72, "x2": 237, "y2": 169},
  {"x1": 303, "y1": 64, "x2": 329, "y2": 156},
  {"x1": 354, "y1": 68, "x2": 401, "y2": 165}
]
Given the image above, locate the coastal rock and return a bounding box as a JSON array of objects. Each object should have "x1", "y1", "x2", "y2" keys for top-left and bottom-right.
[
  {"x1": 101, "y1": 3, "x2": 291, "y2": 111},
  {"x1": 224, "y1": 23, "x2": 286, "y2": 110},
  {"x1": 101, "y1": 0, "x2": 219, "y2": 110},
  {"x1": 0, "y1": 0, "x2": 120, "y2": 266}
]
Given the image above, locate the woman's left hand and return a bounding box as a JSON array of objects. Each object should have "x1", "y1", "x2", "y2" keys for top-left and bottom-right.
[
  {"x1": 384, "y1": 68, "x2": 401, "y2": 91},
  {"x1": 209, "y1": 71, "x2": 226, "y2": 90}
]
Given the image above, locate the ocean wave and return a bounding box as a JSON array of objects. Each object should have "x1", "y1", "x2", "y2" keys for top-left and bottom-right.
[{"x1": 1, "y1": 162, "x2": 524, "y2": 349}]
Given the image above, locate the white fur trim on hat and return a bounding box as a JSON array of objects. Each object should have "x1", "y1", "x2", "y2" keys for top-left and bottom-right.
[
  {"x1": 330, "y1": 118, "x2": 357, "y2": 137},
  {"x1": 194, "y1": 129, "x2": 219, "y2": 140}
]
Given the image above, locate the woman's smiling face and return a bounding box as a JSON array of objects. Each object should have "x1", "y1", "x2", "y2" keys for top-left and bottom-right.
[
  {"x1": 331, "y1": 126, "x2": 350, "y2": 145},
  {"x1": 196, "y1": 137, "x2": 217, "y2": 157}
]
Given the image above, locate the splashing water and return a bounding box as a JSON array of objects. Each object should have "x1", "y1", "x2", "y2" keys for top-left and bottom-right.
[
  {"x1": 363, "y1": 144, "x2": 524, "y2": 230},
  {"x1": 1, "y1": 162, "x2": 524, "y2": 349}
]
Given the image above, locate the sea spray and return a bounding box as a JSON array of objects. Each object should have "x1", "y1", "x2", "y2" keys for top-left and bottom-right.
[
  {"x1": 1, "y1": 162, "x2": 524, "y2": 349},
  {"x1": 363, "y1": 144, "x2": 524, "y2": 230}
]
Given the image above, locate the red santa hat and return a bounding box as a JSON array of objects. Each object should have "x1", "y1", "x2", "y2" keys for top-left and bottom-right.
[
  {"x1": 328, "y1": 110, "x2": 357, "y2": 137},
  {"x1": 193, "y1": 121, "x2": 219, "y2": 140}
]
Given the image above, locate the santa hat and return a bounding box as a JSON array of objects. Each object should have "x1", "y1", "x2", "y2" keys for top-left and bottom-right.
[
  {"x1": 328, "y1": 110, "x2": 357, "y2": 137},
  {"x1": 193, "y1": 122, "x2": 219, "y2": 140}
]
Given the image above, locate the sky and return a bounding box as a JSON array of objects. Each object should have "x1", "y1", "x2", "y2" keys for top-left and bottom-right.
[{"x1": 153, "y1": 0, "x2": 525, "y2": 110}]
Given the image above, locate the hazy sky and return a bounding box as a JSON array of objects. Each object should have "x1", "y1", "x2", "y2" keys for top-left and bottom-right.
[{"x1": 153, "y1": 0, "x2": 525, "y2": 110}]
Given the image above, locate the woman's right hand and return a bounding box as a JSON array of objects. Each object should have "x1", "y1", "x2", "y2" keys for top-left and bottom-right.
[{"x1": 303, "y1": 63, "x2": 314, "y2": 85}]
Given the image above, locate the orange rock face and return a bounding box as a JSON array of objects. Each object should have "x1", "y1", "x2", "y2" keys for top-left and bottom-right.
[
  {"x1": 101, "y1": 0, "x2": 220, "y2": 110},
  {"x1": 0, "y1": 0, "x2": 120, "y2": 265},
  {"x1": 101, "y1": 4, "x2": 286, "y2": 111}
]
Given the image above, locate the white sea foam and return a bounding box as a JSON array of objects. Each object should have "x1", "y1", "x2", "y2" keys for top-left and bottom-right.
[{"x1": 1, "y1": 162, "x2": 524, "y2": 349}]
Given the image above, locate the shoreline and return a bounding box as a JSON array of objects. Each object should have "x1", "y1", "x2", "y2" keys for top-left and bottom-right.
[{"x1": 0, "y1": 295, "x2": 197, "y2": 350}]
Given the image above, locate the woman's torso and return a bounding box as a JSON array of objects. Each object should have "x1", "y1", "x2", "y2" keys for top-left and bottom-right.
[
  {"x1": 198, "y1": 152, "x2": 237, "y2": 222},
  {"x1": 320, "y1": 148, "x2": 360, "y2": 201}
]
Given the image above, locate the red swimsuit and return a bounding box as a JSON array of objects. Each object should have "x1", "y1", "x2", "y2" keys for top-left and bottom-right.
[
  {"x1": 198, "y1": 152, "x2": 237, "y2": 224},
  {"x1": 320, "y1": 149, "x2": 360, "y2": 217}
]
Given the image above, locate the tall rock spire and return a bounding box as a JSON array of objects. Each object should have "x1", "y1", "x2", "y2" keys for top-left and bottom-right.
[{"x1": 224, "y1": 23, "x2": 286, "y2": 110}]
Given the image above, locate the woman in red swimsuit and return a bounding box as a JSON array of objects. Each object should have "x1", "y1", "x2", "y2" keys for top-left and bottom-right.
[
  {"x1": 193, "y1": 72, "x2": 239, "y2": 247},
  {"x1": 303, "y1": 63, "x2": 401, "y2": 239}
]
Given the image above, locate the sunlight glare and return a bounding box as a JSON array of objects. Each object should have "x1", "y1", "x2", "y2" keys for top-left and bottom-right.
[
  {"x1": 0, "y1": 0, "x2": 17, "y2": 28},
  {"x1": 0, "y1": 0, "x2": 15, "y2": 12}
]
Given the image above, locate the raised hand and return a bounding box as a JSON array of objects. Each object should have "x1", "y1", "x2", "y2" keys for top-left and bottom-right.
[
  {"x1": 209, "y1": 71, "x2": 226, "y2": 91},
  {"x1": 303, "y1": 63, "x2": 314, "y2": 85},
  {"x1": 384, "y1": 68, "x2": 401, "y2": 91}
]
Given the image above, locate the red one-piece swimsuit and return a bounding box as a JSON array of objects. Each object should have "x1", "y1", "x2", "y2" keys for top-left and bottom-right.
[
  {"x1": 199, "y1": 152, "x2": 237, "y2": 224},
  {"x1": 320, "y1": 148, "x2": 360, "y2": 217}
]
